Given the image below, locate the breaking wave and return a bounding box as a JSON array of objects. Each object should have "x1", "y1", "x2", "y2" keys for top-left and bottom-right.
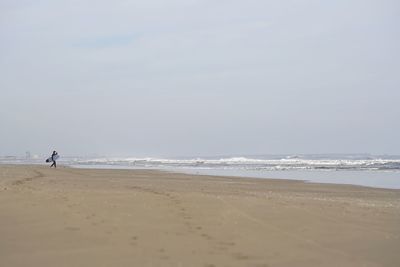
[{"x1": 72, "y1": 155, "x2": 400, "y2": 171}]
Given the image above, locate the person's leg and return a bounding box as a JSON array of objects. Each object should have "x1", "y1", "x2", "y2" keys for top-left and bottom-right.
[
  {"x1": 50, "y1": 161, "x2": 55, "y2": 168},
  {"x1": 54, "y1": 161, "x2": 57, "y2": 168}
]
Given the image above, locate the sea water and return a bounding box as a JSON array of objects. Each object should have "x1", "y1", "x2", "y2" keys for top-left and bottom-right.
[{"x1": 2, "y1": 154, "x2": 400, "y2": 189}]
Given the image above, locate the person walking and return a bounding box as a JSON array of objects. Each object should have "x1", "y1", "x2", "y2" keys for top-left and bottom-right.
[{"x1": 50, "y1": 150, "x2": 58, "y2": 168}]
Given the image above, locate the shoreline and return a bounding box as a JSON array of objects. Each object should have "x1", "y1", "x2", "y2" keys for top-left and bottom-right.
[
  {"x1": 2, "y1": 161, "x2": 400, "y2": 190},
  {"x1": 1, "y1": 165, "x2": 400, "y2": 266},
  {"x1": 67, "y1": 163, "x2": 400, "y2": 190},
  {"x1": 3, "y1": 162, "x2": 399, "y2": 190}
]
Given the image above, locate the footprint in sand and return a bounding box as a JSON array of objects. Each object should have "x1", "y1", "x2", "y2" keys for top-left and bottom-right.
[
  {"x1": 65, "y1": 226, "x2": 80, "y2": 231},
  {"x1": 201, "y1": 233, "x2": 213, "y2": 240},
  {"x1": 232, "y1": 252, "x2": 251, "y2": 260},
  {"x1": 219, "y1": 241, "x2": 235, "y2": 246},
  {"x1": 130, "y1": 236, "x2": 138, "y2": 246}
]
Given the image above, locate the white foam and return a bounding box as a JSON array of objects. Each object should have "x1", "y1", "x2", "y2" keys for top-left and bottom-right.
[{"x1": 72, "y1": 156, "x2": 400, "y2": 171}]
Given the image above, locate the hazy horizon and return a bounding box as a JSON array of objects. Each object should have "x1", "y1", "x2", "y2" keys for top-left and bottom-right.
[
  {"x1": 1, "y1": 1, "x2": 399, "y2": 157},
  {"x1": 2, "y1": 152, "x2": 400, "y2": 160}
]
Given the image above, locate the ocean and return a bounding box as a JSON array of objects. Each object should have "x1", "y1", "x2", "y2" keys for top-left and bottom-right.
[{"x1": 2, "y1": 154, "x2": 400, "y2": 189}]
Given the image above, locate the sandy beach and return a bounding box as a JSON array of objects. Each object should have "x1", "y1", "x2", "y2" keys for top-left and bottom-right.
[{"x1": 0, "y1": 165, "x2": 399, "y2": 267}]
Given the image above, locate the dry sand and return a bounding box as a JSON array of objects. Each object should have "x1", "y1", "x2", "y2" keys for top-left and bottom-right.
[{"x1": 0, "y1": 165, "x2": 399, "y2": 267}]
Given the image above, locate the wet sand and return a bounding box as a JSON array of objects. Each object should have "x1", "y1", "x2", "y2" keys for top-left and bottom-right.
[{"x1": 1, "y1": 165, "x2": 399, "y2": 267}]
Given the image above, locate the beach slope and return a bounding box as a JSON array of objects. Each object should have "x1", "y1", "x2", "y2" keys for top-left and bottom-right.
[{"x1": 1, "y1": 165, "x2": 399, "y2": 267}]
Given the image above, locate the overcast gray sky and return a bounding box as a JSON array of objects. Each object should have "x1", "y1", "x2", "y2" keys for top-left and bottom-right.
[{"x1": 1, "y1": 0, "x2": 399, "y2": 157}]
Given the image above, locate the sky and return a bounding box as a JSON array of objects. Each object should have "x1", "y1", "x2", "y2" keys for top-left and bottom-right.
[{"x1": 1, "y1": 0, "x2": 399, "y2": 157}]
